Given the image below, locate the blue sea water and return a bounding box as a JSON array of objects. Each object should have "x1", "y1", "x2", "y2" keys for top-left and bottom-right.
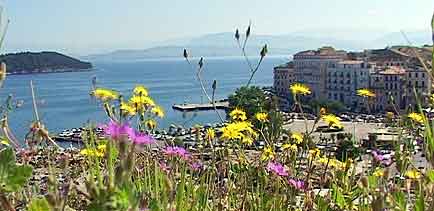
[{"x1": 0, "y1": 56, "x2": 288, "y2": 141}]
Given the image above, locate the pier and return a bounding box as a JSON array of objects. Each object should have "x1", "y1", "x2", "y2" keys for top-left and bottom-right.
[{"x1": 172, "y1": 100, "x2": 229, "y2": 111}]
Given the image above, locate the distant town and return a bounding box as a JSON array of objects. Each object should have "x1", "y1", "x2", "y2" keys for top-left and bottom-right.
[{"x1": 273, "y1": 45, "x2": 433, "y2": 112}]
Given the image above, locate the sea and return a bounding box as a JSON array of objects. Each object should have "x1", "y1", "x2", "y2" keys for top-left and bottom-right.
[{"x1": 0, "y1": 56, "x2": 288, "y2": 141}]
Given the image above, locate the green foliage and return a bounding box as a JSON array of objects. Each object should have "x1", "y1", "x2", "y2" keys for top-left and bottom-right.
[
  {"x1": 27, "y1": 198, "x2": 51, "y2": 211},
  {"x1": 0, "y1": 148, "x2": 32, "y2": 192},
  {"x1": 228, "y1": 86, "x2": 268, "y2": 118}
]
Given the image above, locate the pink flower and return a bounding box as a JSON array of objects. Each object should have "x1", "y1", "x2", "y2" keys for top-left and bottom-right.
[
  {"x1": 159, "y1": 161, "x2": 170, "y2": 173},
  {"x1": 102, "y1": 120, "x2": 133, "y2": 140},
  {"x1": 288, "y1": 178, "x2": 305, "y2": 190},
  {"x1": 189, "y1": 162, "x2": 203, "y2": 171},
  {"x1": 266, "y1": 161, "x2": 289, "y2": 176},
  {"x1": 163, "y1": 146, "x2": 191, "y2": 160},
  {"x1": 128, "y1": 130, "x2": 155, "y2": 145},
  {"x1": 371, "y1": 150, "x2": 392, "y2": 166}
]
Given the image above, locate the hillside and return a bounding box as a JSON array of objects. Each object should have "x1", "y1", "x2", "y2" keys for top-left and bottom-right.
[{"x1": 0, "y1": 51, "x2": 93, "y2": 74}]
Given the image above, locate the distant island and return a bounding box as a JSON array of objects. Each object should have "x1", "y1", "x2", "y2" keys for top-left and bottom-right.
[
  {"x1": 0, "y1": 51, "x2": 93, "y2": 75},
  {"x1": 83, "y1": 30, "x2": 431, "y2": 61}
]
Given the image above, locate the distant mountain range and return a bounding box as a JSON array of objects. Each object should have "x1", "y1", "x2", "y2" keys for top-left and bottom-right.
[
  {"x1": 83, "y1": 30, "x2": 432, "y2": 61},
  {"x1": 0, "y1": 52, "x2": 93, "y2": 74}
]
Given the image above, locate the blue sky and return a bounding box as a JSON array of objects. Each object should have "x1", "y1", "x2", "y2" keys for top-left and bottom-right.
[{"x1": 0, "y1": 0, "x2": 433, "y2": 55}]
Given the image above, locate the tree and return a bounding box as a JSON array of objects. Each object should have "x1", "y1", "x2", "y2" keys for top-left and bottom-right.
[{"x1": 228, "y1": 86, "x2": 268, "y2": 118}]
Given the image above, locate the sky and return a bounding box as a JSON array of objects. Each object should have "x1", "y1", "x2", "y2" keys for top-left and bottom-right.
[{"x1": 0, "y1": 0, "x2": 433, "y2": 56}]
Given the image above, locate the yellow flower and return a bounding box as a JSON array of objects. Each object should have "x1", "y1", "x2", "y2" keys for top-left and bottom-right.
[
  {"x1": 405, "y1": 169, "x2": 421, "y2": 179},
  {"x1": 373, "y1": 168, "x2": 384, "y2": 177},
  {"x1": 357, "y1": 88, "x2": 376, "y2": 97},
  {"x1": 145, "y1": 119, "x2": 157, "y2": 130},
  {"x1": 308, "y1": 148, "x2": 321, "y2": 159},
  {"x1": 322, "y1": 114, "x2": 343, "y2": 128},
  {"x1": 386, "y1": 112, "x2": 394, "y2": 119},
  {"x1": 255, "y1": 112, "x2": 268, "y2": 122},
  {"x1": 241, "y1": 136, "x2": 254, "y2": 145},
  {"x1": 120, "y1": 102, "x2": 137, "y2": 116},
  {"x1": 289, "y1": 144, "x2": 298, "y2": 152},
  {"x1": 0, "y1": 138, "x2": 9, "y2": 146},
  {"x1": 205, "y1": 128, "x2": 215, "y2": 141},
  {"x1": 317, "y1": 156, "x2": 328, "y2": 165},
  {"x1": 92, "y1": 88, "x2": 119, "y2": 101},
  {"x1": 329, "y1": 159, "x2": 344, "y2": 169},
  {"x1": 129, "y1": 95, "x2": 155, "y2": 109},
  {"x1": 408, "y1": 112, "x2": 424, "y2": 124},
  {"x1": 261, "y1": 146, "x2": 275, "y2": 161},
  {"x1": 230, "y1": 108, "x2": 247, "y2": 121},
  {"x1": 289, "y1": 83, "x2": 311, "y2": 95},
  {"x1": 291, "y1": 133, "x2": 303, "y2": 144},
  {"x1": 151, "y1": 106, "x2": 165, "y2": 118},
  {"x1": 221, "y1": 121, "x2": 257, "y2": 144},
  {"x1": 133, "y1": 85, "x2": 148, "y2": 96},
  {"x1": 80, "y1": 144, "x2": 106, "y2": 157}
]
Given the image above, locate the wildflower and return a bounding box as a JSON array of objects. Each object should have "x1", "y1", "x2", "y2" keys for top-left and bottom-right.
[
  {"x1": 322, "y1": 114, "x2": 343, "y2": 128},
  {"x1": 120, "y1": 102, "x2": 137, "y2": 116},
  {"x1": 405, "y1": 169, "x2": 421, "y2": 179},
  {"x1": 92, "y1": 88, "x2": 119, "y2": 101},
  {"x1": 408, "y1": 112, "x2": 424, "y2": 124},
  {"x1": 357, "y1": 88, "x2": 376, "y2": 97},
  {"x1": 80, "y1": 144, "x2": 106, "y2": 157},
  {"x1": 205, "y1": 128, "x2": 215, "y2": 141},
  {"x1": 373, "y1": 168, "x2": 384, "y2": 177},
  {"x1": 159, "y1": 161, "x2": 170, "y2": 173},
  {"x1": 330, "y1": 159, "x2": 344, "y2": 169},
  {"x1": 371, "y1": 150, "x2": 392, "y2": 166},
  {"x1": 102, "y1": 120, "x2": 133, "y2": 140},
  {"x1": 386, "y1": 112, "x2": 394, "y2": 119},
  {"x1": 151, "y1": 106, "x2": 165, "y2": 118},
  {"x1": 255, "y1": 112, "x2": 268, "y2": 122},
  {"x1": 221, "y1": 121, "x2": 257, "y2": 144},
  {"x1": 189, "y1": 162, "x2": 203, "y2": 171},
  {"x1": 163, "y1": 146, "x2": 190, "y2": 160},
  {"x1": 0, "y1": 138, "x2": 9, "y2": 146},
  {"x1": 229, "y1": 108, "x2": 247, "y2": 121},
  {"x1": 145, "y1": 119, "x2": 157, "y2": 130},
  {"x1": 128, "y1": 130, "x2": 155, "y2": 145},
  {"x1": 261, "y1": 146, "x2": 275, "y2": 161},
  {"x1": 288, "y1": 178, "x2": 305, "y2": 190},
  {"x1": 241, "y1": 136, "x2": 254, "y2": 145},
  {"x1": 290, "y1": 83, "x2": 311, "y2": 95},
  {"x1": 266, "y1": 161, "x2": 289, "y2": 176},
  {"x1": 317, "y1": 156, "x2": 328, "y2": 165},
  {"x1": 133, "y1": 85, "x2": 148, "y2": 96},
  {"x1": 129, "y1": 95, "x2": 155, "y2": 109},
  {"x1": 308, "y1": 148, "x2": 321, "y2": 159},
  {"x1": 291, "y1": 133, "x2": 303, "y2": 144}
]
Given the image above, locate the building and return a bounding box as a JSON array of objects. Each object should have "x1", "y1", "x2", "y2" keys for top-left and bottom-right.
[
  {"x1": 273, "y1": 46, "x2": 433, "y2": 113},
  {"x1": 273, "y1": 62, "x2": 295, "y2": 97},
  {"x1": 370, "y1": 66, "x2": 407, "y2": 111},
  {"x1": 293, "y1": 47, "x2": 347, "y2": 100},
  {"x1": 326, "y1": 60, "x2": 374, "y2": 110},
  {"x1": 273, "y1": 62, "x2": 295, "y2": 110}
]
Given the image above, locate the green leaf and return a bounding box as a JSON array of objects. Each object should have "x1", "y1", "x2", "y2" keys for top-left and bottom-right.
[
  {"x1": 427, "y1": 170, "x2": 434, "y2": 183},
  {"x1": 0, "y1": 148, "x2": 33, "y2": 192},
  {"x1": 414, "y1": 194, "x2": 425, "y2": 211},
  {"x1": 331, "y1": 184, "x2": 345, "y2": 209},
  {"x1": 392, "y1": 191, "x2": 407, "y2": 211},
  {"x1": 27, "y1": 197, "x2": 51, "y2": 211}
]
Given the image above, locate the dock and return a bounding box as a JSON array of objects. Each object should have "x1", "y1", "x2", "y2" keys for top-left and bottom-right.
[{"x1": 172, "y1": 101, "x2": 229, "y2": 111}]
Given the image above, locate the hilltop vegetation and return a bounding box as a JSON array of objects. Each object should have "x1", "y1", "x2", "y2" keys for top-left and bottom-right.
[{"x1": 0, "y1": 51, "x2": 92, "y2": 74}]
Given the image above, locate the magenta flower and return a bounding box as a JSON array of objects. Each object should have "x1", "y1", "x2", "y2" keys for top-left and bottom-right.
[
  {"x1": 128, "y1": 130, "x2": 155, "y2": 145},
  {"x1": 159, "y1": 161, "x2": 170, "y2": 173},
  {"x1": 266, "y1": 161, "x2": 289, "y2": 176},
  {"x1": 288, "y1": 178, "x2": 305, "y2": 190},
  {"x1": 163, "y1": 146, "x2": 191, "y2": 160},
  {"x1": 189, "y1": 161, "x2": 203, "y2": 171},
  {"x1": 102, "y1": 120, "x2": 133, "y2": 140},
  {"x1": 371, "y1": 150, "x2": 392, "y2": 166}
]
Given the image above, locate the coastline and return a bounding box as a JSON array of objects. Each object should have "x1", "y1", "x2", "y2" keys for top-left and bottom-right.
[{"x1": 6, "y1": 67, "x2": 94, "y2": 75}]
